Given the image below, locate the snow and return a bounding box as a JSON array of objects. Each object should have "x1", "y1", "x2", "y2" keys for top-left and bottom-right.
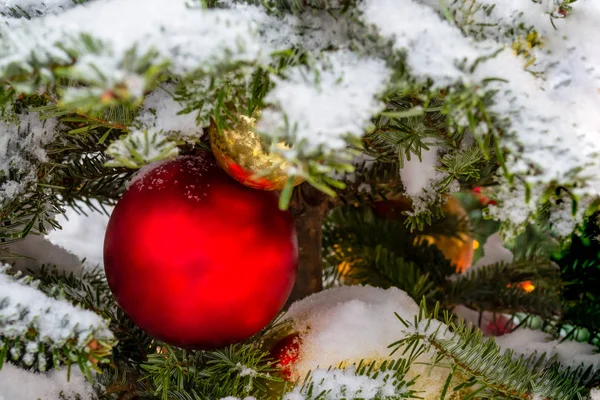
[
  {"x1": 0, "y1": 113, "x2": 57, "y2": 202},
  {"x1": 361, "y1": 0, "x2": 600, "y2": 237},
  {"x1": 548, "y1": 193, "x2": 592, "y2": 238},
  {"x1": 470, "y1": 233, "x2": 514, "y2": 270},
  {"x1": 4, "y1": 233, "x2": 84, "y2": 274},
  {"x1": 0, "y1": 0, "x2": 76, "y2": 17},
  {"x1": 0, "y1": 263, "x2": 113, "y2": 348},
  {"x1": 46, "y1": 201, "x2": 112, "y2": 268},
  {"x1": 236, "y1": 364, "x2": 257, "y2": 377},
  {"x1": 135, "y1": 85, "x2": 201, "y2": 141},
  {"x1": 286, "y1": 366, "x2": 397, "y2": 400},
  {"x1": 219, "y1": 397, "x2": 257, "y2": 400},
  {"x1": 359, "y1": 0, "x2": 489, "y2": 88},
  {"x1": 0, "y1": 0, "x2": 268, "y2": 97},
  {"x1": 255, "y1": 8, "x2": 352, "y2": 52},
  {"x1": 591, "y1": 388, "x2": 600, "y2": 400},
  {"x1": 399, "y1": 146, "x2": 440, "y2": 197},
  {"x1": 258, "y1": 50, "x2": 390, "y2": 156},
  {"x1": 105, "y1": 129, "x2": 179, "y2": 168},
  {"x1": 495, "y1": 329, "x2": 600, "y2": 370},
  {"x1": 0, "y1": 362, "x2": 94, "y2": 400},
  {"x1": 283, "y1": 285, "x2": 453, "y2": 399},
  {"x1": 486, "y1": 176, "x2": 543, "y2": 241}
]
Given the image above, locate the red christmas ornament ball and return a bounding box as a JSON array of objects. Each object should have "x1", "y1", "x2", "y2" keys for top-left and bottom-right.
[
  {"x1": 103, "y1": 154, "x2": 298, "y2": 349},
  {"x1": 271, "y1": 333, "x2": 302, "y2": 380}
]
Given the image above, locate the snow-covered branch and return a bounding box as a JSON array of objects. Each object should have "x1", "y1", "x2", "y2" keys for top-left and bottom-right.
[{"x1": 0, "y1": 264, "x2": 113, "y2": 372}]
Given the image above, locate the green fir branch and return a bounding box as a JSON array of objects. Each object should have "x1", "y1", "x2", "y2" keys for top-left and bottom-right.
[
  {"x1": 445, "y1": 260, "x2": 562, "y2": 317},
  {"x1": 0, "y1": 265, "x2": 115, "y2": 380},
  {"x1": 139, "y1": 344, "x2": 281, "y2": 400},
  {"x1": 391, "y1": 300, "x2": 598, "y2": 399},
  {"x1": 292, "y1": 359, "x2": 419, "y2": 400},
  {"x1": 31, "y1": 265, "x2": 156, "y2": 365}
]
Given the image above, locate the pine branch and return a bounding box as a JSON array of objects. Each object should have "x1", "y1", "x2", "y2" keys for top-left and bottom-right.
[
  {"x1": 323, "y1": 205, "x2": 460, "y2": 291},
  {"x1": 333, "y1": 244, "x2": 438, "y2": 301},
  {"x1": 391, "y1": 300, "x2": 598, "y2": 400},
  {"x1": 139, "y1": 344, "x2": 281, "y2": 400},
  {"x1": 445, "y1": 260, "x2": 562, "y2": 318},
  {"x1": 291, "y1": 359, "x2": 418, "y2": 400},
  {"x1": 366, "y1": 96, "x2": 446, "y2": 167},
  {"x1": 0, "y1": 189, "x2": 62, "y2": 244},
  {"x1": 0, "y1": 264, "x2": 115, "y2": 380},
  {"x1": 32, "y1": 265, "x2": 156, "y2": 364}
]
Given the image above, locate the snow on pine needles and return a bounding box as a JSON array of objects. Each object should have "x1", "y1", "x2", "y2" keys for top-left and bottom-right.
[
  {"x1": 0, "y1": 0, "x2": 268, "y2": 100},
  {"x1": 1, "y1": 0, "x2": 600, "y2": 238},
  {"x1": 361, "y1": 0, "x2": 600, "y2": 236},
  {"x1": 0, "y1": 264, "x2": 113, "y2": 362},
  {"x1": 0, "y1": 113, "x2": 56, "y2": 202},
  {"x1": 258, "y1": 50, "x2": 390, "y2": 157}
]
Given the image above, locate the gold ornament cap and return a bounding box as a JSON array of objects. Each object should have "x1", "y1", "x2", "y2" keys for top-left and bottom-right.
[{"x1": 209, "y1": 114, "x2": 304, "y2": 191}]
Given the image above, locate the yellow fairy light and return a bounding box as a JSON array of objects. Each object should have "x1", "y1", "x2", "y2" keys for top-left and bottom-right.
[{"x1": 520, "y1": 281, "x2": 535, "y2": 293}]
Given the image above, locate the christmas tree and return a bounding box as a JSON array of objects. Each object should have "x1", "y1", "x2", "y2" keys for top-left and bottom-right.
[{"x1": 1, "y1": 0, "x2": 600, "y2": 398}]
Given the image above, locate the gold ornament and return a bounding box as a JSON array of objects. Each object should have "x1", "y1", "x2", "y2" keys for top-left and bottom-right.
[
  {"x1": 209, "y1": 114, "x2": 304, "y2": 191},
  {"x1": 372, "y1": 194, "x2": 475, "y2": 273}
]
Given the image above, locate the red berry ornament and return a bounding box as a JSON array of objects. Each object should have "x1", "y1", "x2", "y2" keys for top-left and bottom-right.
[
  {"x1": 103, "y1": 154, "x2": 298, "y2": 349},
  {"x1": 271, "y1": 333, "x2": 302, "y2": 380}
]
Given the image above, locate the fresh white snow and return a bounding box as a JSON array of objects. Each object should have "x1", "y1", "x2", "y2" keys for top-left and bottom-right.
[{"x1": 0, "y1": 362, "x2": 94, "y2": 400}]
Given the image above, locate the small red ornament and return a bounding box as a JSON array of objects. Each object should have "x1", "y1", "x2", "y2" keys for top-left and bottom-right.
[
  {"x1": 472, "y1": 187, "x2": 497, "y2": 206},
  {"x1": 271, "y1": 333, "x2": 302, "y2": 380},
  {"x1": 103, "y1": 154, "x2": 298, "y2": 349},
  {"x1": 483, "y1": 315, "x2": 514, "y2": 336}
]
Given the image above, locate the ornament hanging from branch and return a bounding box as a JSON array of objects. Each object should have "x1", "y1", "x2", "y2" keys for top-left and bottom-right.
[{"x1": 103, "y1": 154, "x2": 298, "y2": 349}]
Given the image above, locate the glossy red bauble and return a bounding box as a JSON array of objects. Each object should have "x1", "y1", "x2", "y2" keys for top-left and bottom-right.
[{"x1": 103, "y1": 154, "x2": 298, "y2": 349}]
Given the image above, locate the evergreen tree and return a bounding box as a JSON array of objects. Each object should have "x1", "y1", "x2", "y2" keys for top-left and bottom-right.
[{"x1": 0, "y1": 0, "x2": 599, "y2": 399}]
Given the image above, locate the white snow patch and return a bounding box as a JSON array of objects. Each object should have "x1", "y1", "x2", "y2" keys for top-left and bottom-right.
[
  {"x1": 471, "y1": 233, "x2": 514, "y2": 270},
  {"x1": 259, "y1": 50, "x2": 390, "y2": 156},
  {"x1": 0, "y1": 113, "x2": 57, "y2": 202},
  {"x1": 0, "y1": 0, "x2": 268, "y2": 93},
  {"x1": 0, "y1": 0, "x2": 76, "y2": 17},
  {"x1": 3, "y1": 234, "x2": 83, "y2": 275},
  {"x1": 496, "y1": 329, "x2": 600, "y2": 370},
  {"x1": 0, "y1": 264, "x2": 112, "y2": 346},
  {"x1": 287, "y1": 366, "x2": 398, "y2": 400},
  {"x1": 46, "y1": 201, "x2": 112, "y2": 268},
  {"x1": 0, "y1": 362, "x2": 94, "y2": 400},
  {"x1": 400, "y1": 146, "x2": 439, "y2": 197},
  {"x1": 283, "y1": 285, "x2": 452, "y2": 399},
  {"x1": 136, "y1": 85, "x2": 201, "y2": 140}
]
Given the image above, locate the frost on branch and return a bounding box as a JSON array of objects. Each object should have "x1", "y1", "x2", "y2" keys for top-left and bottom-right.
[
  {"x1": 0, "y1": 0, "x2": 76, "y2": 18},
  {"x1": 258, "y1": 51, "x2": 389, "y2": 179},
  {"x1": 0, "y1": 112, "x2": 56, "y2": 202},
  {"x1": 135, "y1": 85, "x2": 202, "y2": 141},
  {"x1": 106, "y1": 84, "x2": 205, "y2": 168},
  {"x1": 105, "y1": 129, "x2": 179, "y2": 169},
  {"x1": 360, "y1": 0, "x2": 600, "y2": 238},
  {"x1": 495, "y1": 329, "x2": 600, "y2": 371},
  {"x1": 0, "y1": 264, "x2": 113, "y2": 372},
  {"x1": 284, "y1": 365, "x2": 407, "y2": 400},
  {"x1": 0, "y1": 0, "x2": 267, "y2": 101}
]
